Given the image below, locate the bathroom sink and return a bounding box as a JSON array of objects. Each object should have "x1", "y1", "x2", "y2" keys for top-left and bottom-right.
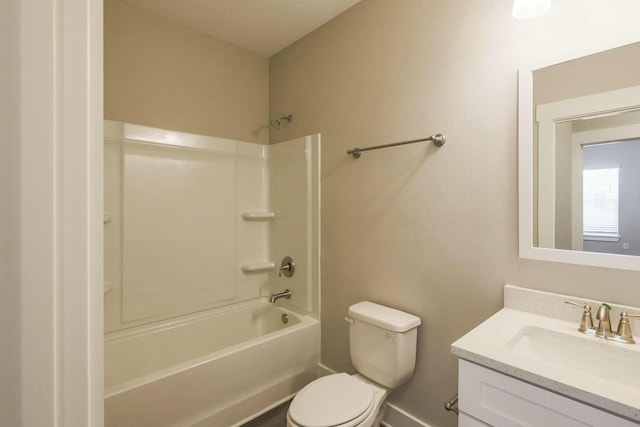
[
  {"x1": 506, "y1": 325, "x2": 640, "y2": 390},
  {"x1": 451, "y1": 303, "x2": 640, "y2": 421}
]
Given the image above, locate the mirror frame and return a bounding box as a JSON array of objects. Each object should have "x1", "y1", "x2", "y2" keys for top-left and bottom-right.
[{"x1": 518, "y1": 32, "x2": 640, "y2": 271}]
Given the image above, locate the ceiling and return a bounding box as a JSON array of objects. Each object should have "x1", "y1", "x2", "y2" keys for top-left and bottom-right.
[{"x1": 122, "y1": 0, "x2": 364, "y2": 57}]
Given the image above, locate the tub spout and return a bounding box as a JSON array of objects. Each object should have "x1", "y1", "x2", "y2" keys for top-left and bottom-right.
[{"x1": 270, "y1": 289, "x2": 291, "y2": 303}]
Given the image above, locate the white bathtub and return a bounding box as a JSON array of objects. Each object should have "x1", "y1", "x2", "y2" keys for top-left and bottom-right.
[{"x1": 104, "y1": 299, "x2": 320, "y2": 426}]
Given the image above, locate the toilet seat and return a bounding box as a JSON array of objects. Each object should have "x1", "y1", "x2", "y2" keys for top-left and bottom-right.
[{"x1": 288, "y1": 373, "x2": 375, "y2": 427}]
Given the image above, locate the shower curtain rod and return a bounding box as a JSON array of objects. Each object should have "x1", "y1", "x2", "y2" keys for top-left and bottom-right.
[{"x1": 346, "y1": 133, "x2": 446, "y2": 159}]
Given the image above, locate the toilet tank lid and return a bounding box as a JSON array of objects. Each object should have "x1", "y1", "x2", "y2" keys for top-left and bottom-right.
[{"x1": 348, "y1": 302, "x2": 421, "y2": 332}]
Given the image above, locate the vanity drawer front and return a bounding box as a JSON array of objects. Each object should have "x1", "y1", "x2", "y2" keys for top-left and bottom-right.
[{"x1": 458, "y1": 360, "x2": 637, "y2": 427}]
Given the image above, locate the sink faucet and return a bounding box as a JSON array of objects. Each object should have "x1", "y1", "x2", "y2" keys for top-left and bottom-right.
[
  {"x1": 270, "y1": 289, "x2": 291, "y2": 303},
  {"x1": 567, "y1": 300, "x2": 640, "y2": 344},
  {"x1": 595, "y1": 303, "x2": 613, "y2": 338}
]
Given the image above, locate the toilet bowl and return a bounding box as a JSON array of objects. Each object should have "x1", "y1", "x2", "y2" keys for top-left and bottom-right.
[
  {"x1": 286, "y1": 302, "x2": 421, "y2": 427},
  {"x1": 287, "y1": 373, "x2": 388, "y2": 427}
]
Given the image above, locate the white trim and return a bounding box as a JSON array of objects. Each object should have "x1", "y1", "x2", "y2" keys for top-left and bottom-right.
[
  {"x1": 20, "y1": 0, "x2": 58, "y2": 422},
  {"x1": 518, "y1": 62, "x2": 535, "y2": 259},
  {"x1": 518, "y1": 34, "x2": 640, "y2": 271},
  {"x1": 570, "y1": 132, "x2": 584, "y2": 250},
  {"x1": 584, "y1": 234, "x2": 621, "y2": 242},
  {"x1": 381, "y1": 403, "x2": 434, "y2": 427},
  {"x1": 20, "y1": 0, "x2": 103, "y2": 425},
  {"x1": 573, "y1": 123, "x2": 640, "y2": 147},
  {"x1": 104, "y1": 119, "x2": 251, "y2": 153}
]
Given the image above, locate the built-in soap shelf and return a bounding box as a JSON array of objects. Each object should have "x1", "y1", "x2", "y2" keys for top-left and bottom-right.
[
  {"x1": 241, "y1": 212, "x2": 275, "y2": 221},
  {"x1": 241, "y1": 262, "x2": 275, "y2": 273},
  {"x1": 104, "y1": 212, "x2": 113, "y2": 224},
  {"x1": 240, "y1": 212, "x2": 275, "y2": 273}
]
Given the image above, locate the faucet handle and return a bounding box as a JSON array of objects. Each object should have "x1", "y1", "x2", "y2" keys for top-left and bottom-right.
[
  {"x1": 564, "y1": 301, "x2": 594, "y2": 332},
  {"x1": 565, "y1": 300, "x2": 589, "y2": 309},
  {"x1": 615, "y1": 312, "x2": 640, "y2": 344},
  {"x1": 278, "y1": 256, "x2": 295, "y2": 278}
]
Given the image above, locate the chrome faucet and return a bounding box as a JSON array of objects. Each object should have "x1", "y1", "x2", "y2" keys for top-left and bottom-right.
[{"x1": 270, "y1": 289, "x2": 292, "y2": 303}]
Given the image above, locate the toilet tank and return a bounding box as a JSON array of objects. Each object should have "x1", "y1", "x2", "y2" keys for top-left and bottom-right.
[{"x1": 347, "y1": 302, "x2": 421, "y2": 388}]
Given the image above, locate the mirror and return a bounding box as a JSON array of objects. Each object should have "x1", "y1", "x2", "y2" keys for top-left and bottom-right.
[{"x1": 519, "y1": 36, "x2": 640, "y2": 270}]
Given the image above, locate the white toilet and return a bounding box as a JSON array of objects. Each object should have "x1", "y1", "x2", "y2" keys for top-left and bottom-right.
[{"x1": 287, "y1": 301, "x2": 421, "y2": 427}]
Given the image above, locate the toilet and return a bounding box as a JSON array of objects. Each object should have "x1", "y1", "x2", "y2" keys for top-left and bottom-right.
[{"x1": 287, "y1": 301, "x2": 421, "y2": 427}]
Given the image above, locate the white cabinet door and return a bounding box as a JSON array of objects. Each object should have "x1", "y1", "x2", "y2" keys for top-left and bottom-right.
[{"x1": 458, "y1": 360, "x2": 638, "y2": 427}]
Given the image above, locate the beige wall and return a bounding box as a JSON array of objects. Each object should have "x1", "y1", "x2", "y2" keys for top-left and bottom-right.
[
  {"x1": 269, "y1": 0, "x2": 640, "y2": 426},
  {"x1": 0, "y1": 0, "x2": 21, "y2": 425},
  {"x1": 104, "y1": 0, "x2": 269, "y2": 144},
  {"x1": 534, "y1": 42, "x2": 640, "y2": 106}
]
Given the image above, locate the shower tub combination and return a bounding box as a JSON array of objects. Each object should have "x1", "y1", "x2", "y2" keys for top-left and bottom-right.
[
  {"x1": 103, "y1": 122, "x2": 321, "y2": 426},
  {"x1": 105, "y1": 299, "x2": 319, "y2": 426}
]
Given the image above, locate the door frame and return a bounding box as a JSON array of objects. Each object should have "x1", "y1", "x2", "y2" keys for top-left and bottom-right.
[{"x1": 19, "y1": 0, "x2": 103, "y2": 425}]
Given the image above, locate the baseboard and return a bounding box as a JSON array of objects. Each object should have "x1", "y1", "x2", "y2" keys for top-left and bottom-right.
[
  {"x1": 381, "y1": 403, "x2": 434, "y2": 427},
  {"x1": 317, "y1": 363, "x2": 335, "y2": 377}
]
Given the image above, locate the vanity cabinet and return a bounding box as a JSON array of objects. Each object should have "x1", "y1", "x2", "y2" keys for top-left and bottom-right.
[{"x1": 458, "y1": 360, "x2": 638, "y2": 427}]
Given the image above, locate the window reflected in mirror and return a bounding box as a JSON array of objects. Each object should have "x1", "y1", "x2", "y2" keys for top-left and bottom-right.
[
  {"x1": 581, "y1": 140, "x2": 640, "y2": 256},
  {"x1": 530, "y1": 41, "x2": 640, "y2": 255},
  {"x1": 548, "y1": 111, "x2": 640, "y2": 255}
]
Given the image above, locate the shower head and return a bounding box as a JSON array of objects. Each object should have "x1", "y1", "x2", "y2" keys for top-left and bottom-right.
[{"x1": 270, "y1": 114, "x2": 293, "y2": 129}]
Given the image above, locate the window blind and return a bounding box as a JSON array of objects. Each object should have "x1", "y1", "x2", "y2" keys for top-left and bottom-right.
[{"x1": 583, "y1": 167, "x2": 619, "y2": 236}]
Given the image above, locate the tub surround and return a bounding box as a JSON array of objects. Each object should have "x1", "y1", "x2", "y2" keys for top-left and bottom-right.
[
  {"x1": 452, "y1": 285, "x2": 640, "y2": 422},
  {"x1": 104, "y1": 121, "x2": 273, "y2": 331},
  {"x1": 104, "y1": 121, "x2": 320, "y2": 331}
]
